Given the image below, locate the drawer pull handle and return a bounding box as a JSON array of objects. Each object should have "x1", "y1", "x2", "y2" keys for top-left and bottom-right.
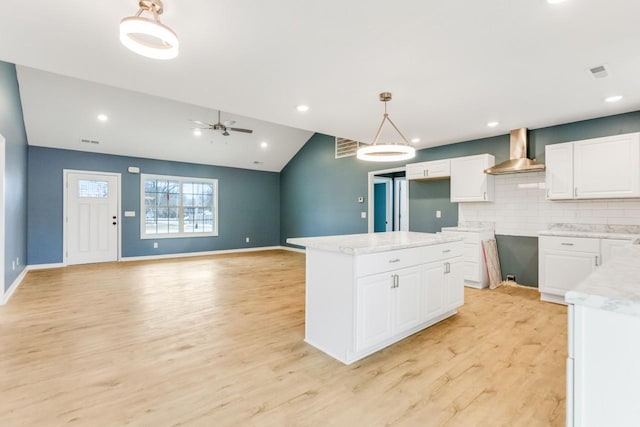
[
  {"x1": 389, "y1": 258, "x2": 400, "y2": 263},
  {"x1": 561, "y1": 243, "x2": 574, "y2": 246},
  {"x1": 442, "y1": 249, "x2": 451, "y2": 253}
]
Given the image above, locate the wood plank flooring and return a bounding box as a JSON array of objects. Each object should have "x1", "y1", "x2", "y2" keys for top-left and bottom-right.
[{"x1": 0, "y1": 250, "x2": 567, "y2": 426}]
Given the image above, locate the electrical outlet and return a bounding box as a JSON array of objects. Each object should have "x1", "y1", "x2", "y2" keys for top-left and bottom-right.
[
  {"x1": 436, "y1": 210, "x2": 441, "y2": 218},
  {"x1": 153, "y1": 242, "x2": 159, "y2": 249},
  {"x1": 506, "y1": 274, "x2": 516, "y2": 282},
  {"x1": 361, "y1": 211, "x2": 367, "y2": 219},
  {"x1": 245, "y1": 237, "x2": 250, "y2": 243}
]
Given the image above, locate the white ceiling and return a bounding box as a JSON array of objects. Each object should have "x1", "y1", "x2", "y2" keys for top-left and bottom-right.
[{"x1": 3, "y1": 0, "x2": 640, "y2": 170}]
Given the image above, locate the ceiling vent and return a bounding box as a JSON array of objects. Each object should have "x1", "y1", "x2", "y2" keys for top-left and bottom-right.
[
  {"x1": 589, "y1": 65, "x2": 608, "y2": 79},
  {"x1": 335, "y1": 137, "x2": 360, "y2": 158},
  {"x1": 81, "y1": 138, "x2": 100, "y2": 144}
]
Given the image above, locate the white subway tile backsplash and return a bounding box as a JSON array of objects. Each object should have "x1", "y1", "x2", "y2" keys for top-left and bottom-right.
[{"x1": 458, "y1": 171, "x2": 640, "y2": 237}]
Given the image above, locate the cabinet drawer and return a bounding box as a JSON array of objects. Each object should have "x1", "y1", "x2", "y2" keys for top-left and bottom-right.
[
  {"x1": 540, "y1": 236, "x2": 600, "y2": 253},
  {"x1": 423, "y1": 241, "x2": 463, "y2": 262},
  {"x1": 357, "y1": 247, "x2": 422, "y2": 277}
]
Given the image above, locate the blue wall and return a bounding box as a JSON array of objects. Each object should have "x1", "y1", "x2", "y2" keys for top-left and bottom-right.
[
  {"x1": 0, "y1": 61, "x2": 28, "y2": 292},
  {"x1": 28, "y1": 147, "x2": 280, "y2": 264},
  {"x1": 280, "y1": 111, "x2": 640, "y2": 286}
]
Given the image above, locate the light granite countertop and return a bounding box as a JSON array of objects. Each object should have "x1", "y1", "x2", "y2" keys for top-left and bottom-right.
[
  {"x1": 287, "y1": 231, "x2": 463, "y2": 255},
  {"x1": 566, "y1": 244, "x2": 640, "y2": 317},
  {"x1": 539, "y1": 223, "x2": 640, "y2": 240}
]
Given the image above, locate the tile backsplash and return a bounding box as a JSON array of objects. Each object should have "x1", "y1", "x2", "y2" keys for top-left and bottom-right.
[{"x1": 458, "y1": 171, "x2": 640, "y2": 237}]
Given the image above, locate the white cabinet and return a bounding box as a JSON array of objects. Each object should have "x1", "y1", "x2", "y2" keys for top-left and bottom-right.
[
  {"x1": 546, "y1": 132, "x2": 640, "y2": 200},
  {"x1": 441, "y1": 228, "x2": 495, "y2": 288},
  {"x1": 545, "y1": 142, "x2": 574, "y2": 199},
  {"x1": 539, "y1": 235, "x2": 633, "y2": 303},
  {"x1": 406, "y1": 159, "x2": 451, "y2": 181},
  {"x1": 567, "y1": 304, "x2": 640, "y2": 426},
  {"x1": 601, "y1": 238, "x2": 632, "y2": 264},
  {"x1": 302, "y1": 239, "x2": 464, "y2": 365},
  {"x1": 450, "y1": 154, "x2": 495, "y2": 202}
]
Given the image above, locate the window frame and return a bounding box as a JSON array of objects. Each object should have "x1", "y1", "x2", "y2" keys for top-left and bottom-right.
[{"x1": 140, "y1": 173, "x2": 219, "y2": 239}]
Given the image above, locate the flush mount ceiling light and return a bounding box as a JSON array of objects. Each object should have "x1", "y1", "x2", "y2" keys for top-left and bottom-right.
[
  {"x1": 487, "y1": 121, "x2": 499, "y2": 127},
  {"x1": 120, "y1": 0, "x2": 179, "y2": 60},
  {"x1": 296, "y1": 105, "x2": 310, "y2": 113},
  {"x1": 357, "y1": 92, "x2": 416, "y2": 162},
  {"x1": 97, "y1": 114, "x2": 109, "y2": 122},
  {"x1": 605, "y1": 95, "x2": 623, "y2": 103}
]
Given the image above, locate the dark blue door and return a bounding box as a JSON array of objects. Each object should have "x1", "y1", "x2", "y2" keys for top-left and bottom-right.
[{"x1": 374, "y1": 183, "x2": 387, "y2": 232}]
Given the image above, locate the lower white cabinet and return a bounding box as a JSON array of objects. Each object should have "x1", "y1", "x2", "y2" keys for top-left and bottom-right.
[
  {"x1": 304, "y1": 240, "x2": 465, "y2": 364},
  {"x1": 441, "y1": 228, "x2": 495, "y2": 288},
  {"x1": 356, "y1": 266, "x2": 422, "y2": 352},
  {"x1": 567, "y1": 304, "x2": 640, "y2": 426},
  {"x1": 539, "y1": 235, "x2": 632, "y2": 304}
]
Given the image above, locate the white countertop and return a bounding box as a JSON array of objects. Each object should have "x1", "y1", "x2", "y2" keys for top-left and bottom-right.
[
  {"x1": 566, "y1": 244, "x2": 640, "y2": 317},
  {"x1": 287, "y1": 231, "x2": 463, "y2": 255},
  {"x1": 442, "y1": 226, "x2": 495, "y2": 233},
  {"x1": 539, "y1": 223, "x2": 640, "y2": 240}
]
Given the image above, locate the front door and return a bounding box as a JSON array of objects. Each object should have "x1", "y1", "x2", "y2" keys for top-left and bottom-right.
[{"x1": 66, "y1": 171, "x2": 119, "y2": 265}]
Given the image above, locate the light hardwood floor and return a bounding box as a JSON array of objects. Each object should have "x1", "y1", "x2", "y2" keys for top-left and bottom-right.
[{"x1": 0, "y1": 250, "x2": 567, "y2": 426}]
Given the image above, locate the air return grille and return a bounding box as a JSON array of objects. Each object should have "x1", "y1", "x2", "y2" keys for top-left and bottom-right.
[{"x1": 335, "y1": 137, "x2": 360, "y2": 158}]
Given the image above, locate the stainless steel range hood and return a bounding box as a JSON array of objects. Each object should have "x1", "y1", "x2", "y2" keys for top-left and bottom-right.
[{"x1": 484, "y1": 128, "x2": 545, "y2": 175}]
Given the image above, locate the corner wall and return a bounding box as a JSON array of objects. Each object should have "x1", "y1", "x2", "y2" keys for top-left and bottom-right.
[{"x1": 0, "y1": 61, "x2": 28, "y2": 293}]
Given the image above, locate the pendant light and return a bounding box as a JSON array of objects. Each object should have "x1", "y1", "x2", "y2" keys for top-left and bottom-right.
[
  {"x1": 120, "y1": 0, "x2": 179, "y2": 60},
  {"x1": 357, "y1": 92, "x2": 416, "y2": 162}
]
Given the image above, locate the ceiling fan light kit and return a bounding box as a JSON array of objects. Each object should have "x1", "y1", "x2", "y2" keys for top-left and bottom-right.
[
  {"x1": 357, "y1": 92, "x2": 416, "y2": 162},
  {"x1": 120, "y1": 0, "x2": 179, "y2": 60}
]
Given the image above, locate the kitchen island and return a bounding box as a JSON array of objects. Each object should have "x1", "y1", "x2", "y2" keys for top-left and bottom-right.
[
  {"x1": 287, "y1": 231, "x2": 464, "y2": 364},
  {"x1": 565, "y1": 241, "x2": 640, "y2": 427}
]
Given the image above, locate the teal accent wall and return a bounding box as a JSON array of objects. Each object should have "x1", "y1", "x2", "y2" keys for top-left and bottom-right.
[
  {"x1": 280, "y1": 111, "x2": 640, "y2": 287},
  {"x1": 0, "y1": 61, "x2": 28, "y2": 292}
]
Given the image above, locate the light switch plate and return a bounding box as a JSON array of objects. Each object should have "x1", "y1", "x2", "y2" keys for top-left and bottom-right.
[
  {"x1": 357, "y1": 196, "x2": 364, "y2": 203},
  {"x1": 361, "y1": 211, "x2": 367, "y2": 219},
  {"x1": 436, "y1": 210, "x2": 441, "y2": 218}
]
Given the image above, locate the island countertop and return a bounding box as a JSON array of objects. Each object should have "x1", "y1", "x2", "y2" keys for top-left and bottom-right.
[
  {"x1": 565, "y1": 243, "x2": 640, "y2": 317},
  {"x1": 286, "y1": 231, "x2": 463, "y2": 255}
]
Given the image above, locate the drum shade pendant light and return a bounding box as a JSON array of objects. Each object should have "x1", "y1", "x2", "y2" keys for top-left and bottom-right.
[
  {"x1": 357, "y1": 92, "x2": 416, "y2": 162},
  {"x1": 120, "y1": 0, "x2": 179, "y2": 60}
]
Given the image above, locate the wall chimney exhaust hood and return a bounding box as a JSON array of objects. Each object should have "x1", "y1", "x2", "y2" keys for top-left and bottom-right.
[{"x1": 484, "y1": 128, "x2": 545, "y2": 175}]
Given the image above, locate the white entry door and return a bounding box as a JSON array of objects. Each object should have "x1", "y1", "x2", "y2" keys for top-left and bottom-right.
[{"x1": 65, "y1": 171, "x2": 119, "y2": 265}]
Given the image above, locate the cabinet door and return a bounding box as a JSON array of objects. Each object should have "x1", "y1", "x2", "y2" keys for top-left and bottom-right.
[
  {"x1": 393, "y1": 266, "x2": 422, "y2": 332},
  {"x1": 574, "y1": 133, "x2": 640, "y2": 199},
  {"x1": 450, "y1": 154, "x2": 495, "y2": 202},
  {"x1": 600, "y1": 238, "x2": 631, "y2": 265},
  {"x1": 355, "y1": 273, "x2": 394, "y2": 352},
  {"x1": 539, "y1": 249, "x2": 597, "y2": 297},
  {"x1": 545, "y1": 142, "x2": 574, "y2": 200},
  {"x1": 444, "y1": 258, "x2": 464, "y2": 309},
  {"x1": 406, "y1": 162, "x2": 428, "y2": 180},
  {"x1": 422, "y1": 261, "x2": 445, "y2": 319}
]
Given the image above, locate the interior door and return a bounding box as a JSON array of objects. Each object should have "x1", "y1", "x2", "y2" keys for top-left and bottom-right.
[{"x1": 66, "y1": 172, "x2": 119, "y2": 265}]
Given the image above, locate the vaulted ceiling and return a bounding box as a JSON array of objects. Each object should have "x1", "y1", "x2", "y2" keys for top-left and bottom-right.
[{"x1": 2, "y1": 0, "x2": 640, "y2": 171}]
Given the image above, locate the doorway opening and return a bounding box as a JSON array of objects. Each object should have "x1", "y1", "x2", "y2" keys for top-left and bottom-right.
[{"x1": 368, "y1": 167, "x2": 409, "y2": 233}]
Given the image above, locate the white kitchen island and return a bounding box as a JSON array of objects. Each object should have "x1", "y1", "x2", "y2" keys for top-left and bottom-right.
[{"x1": 287, "y1": 231, "x2": 464, "y2": 365}]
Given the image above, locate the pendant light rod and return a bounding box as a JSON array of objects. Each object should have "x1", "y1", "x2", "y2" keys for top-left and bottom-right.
[{"x1": 371, "y1": 92, "x2": 410, "y2": 145}]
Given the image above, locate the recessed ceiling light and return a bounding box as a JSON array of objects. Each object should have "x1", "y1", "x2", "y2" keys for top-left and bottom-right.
[
  {"x1": 487, "y1": 121, "x2": 499, "y2": 127},
  {"x1": 605, "y1": 95, "x2": 623, "y2": 103},
  {"x1": 296, "y1": 105, "x2": 310, "y2": 113},
  {"x1": 97, "y1": 114, "x2": 108, "y2": 122},
  {"x1": 193, "y1": 129, "x2": 202, "y2": 136},
  {"x1": 260, "y1": 141, "x2": 268, "y2": 148},
  {"x1": 411, "y1": 138, "x2": 421, "y2": 143},
  {"x1": 547, "y1": 0, "x2": 567, "y2": 4}
]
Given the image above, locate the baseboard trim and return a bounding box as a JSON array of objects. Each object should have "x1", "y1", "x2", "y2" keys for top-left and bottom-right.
[
  {"x1": 121, "y1": 246, "x2": 288, "y2": 262},
  {"x1": 27, "y1": 263, "x2": 66, "y2": 270},
  {"x1": 1, "y1": 267, "x2": 28, "y2": 305},
  {"x1": 279, "y1": 245, "x2": 306, "y2": 254}
]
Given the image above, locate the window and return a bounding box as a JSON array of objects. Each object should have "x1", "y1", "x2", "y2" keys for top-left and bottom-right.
[
  {"x1": 78, "y1": 180, "x2": 109, "y2": 198},
  {"x1": 141, "y1": 174, "x2": 218, "y2": 239}
]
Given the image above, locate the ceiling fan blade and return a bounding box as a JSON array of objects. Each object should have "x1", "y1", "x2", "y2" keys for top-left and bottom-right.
[
  {"x1": 192, "y1": 127, "x2": 210, "y2": 130},
  {"x1": 228, "y1": 128, "x2": 253, "y2": 134},
  {"x1": 190, "y1": 120, "x2": 212, "y2": 126}
]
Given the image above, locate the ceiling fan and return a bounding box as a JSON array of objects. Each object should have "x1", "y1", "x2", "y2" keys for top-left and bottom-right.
[{"x1": 191, "y1": 110, "x2": 253, "y2": 136}]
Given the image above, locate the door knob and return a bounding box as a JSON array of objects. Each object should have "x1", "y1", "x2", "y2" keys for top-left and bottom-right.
[
  {"x1": 112, "y1": 216, "x2": 117, "y2": 219},
  {"x1": 112, "y1": 222, "x2": 117, "y2": 225}
]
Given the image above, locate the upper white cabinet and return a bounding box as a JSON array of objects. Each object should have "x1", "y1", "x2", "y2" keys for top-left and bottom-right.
[
  {"x1": 546, "y1": 133, "x2": 640, "y2": 200},
  {"x1": 450, "y1": 154, "x2": 495, "y2": 202},
  {"x1": 406, "y1": 159, "x2": 451, "y2": 181}
]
